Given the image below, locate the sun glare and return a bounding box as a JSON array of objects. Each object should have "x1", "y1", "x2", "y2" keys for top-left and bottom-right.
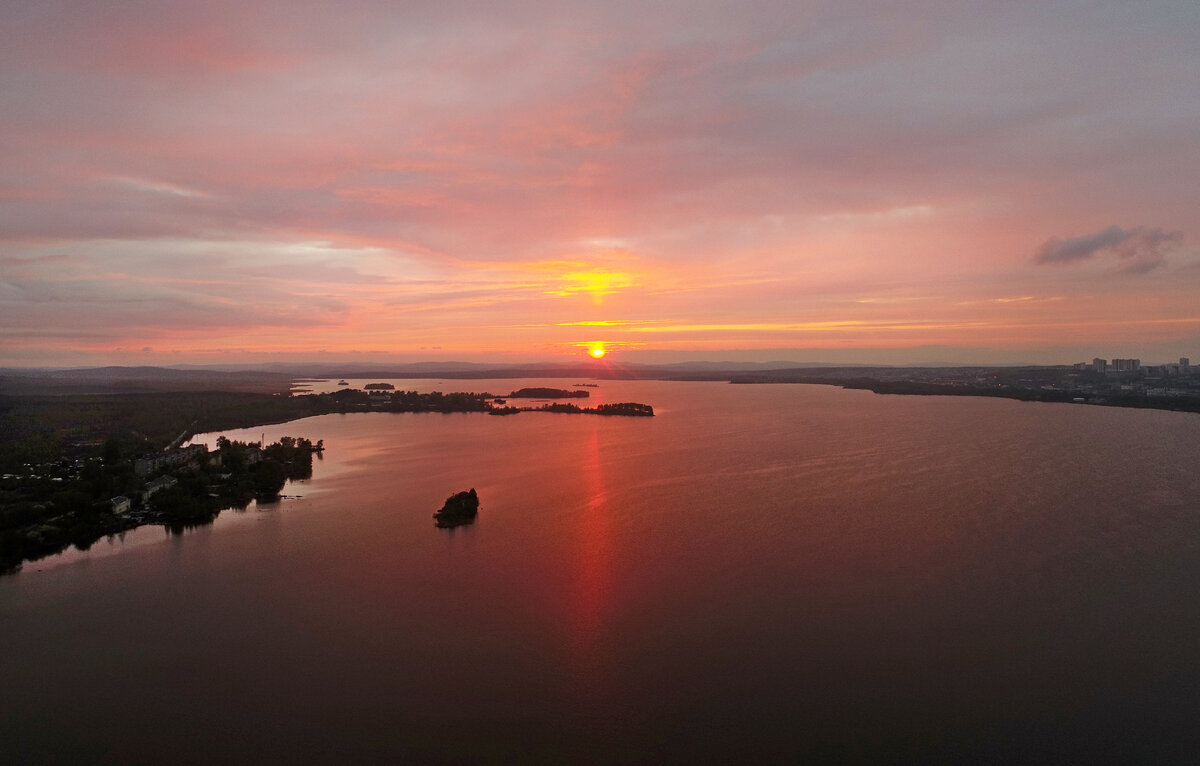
[{"x1": 590, "y1": 347, "x2": 606, "y2": 358}]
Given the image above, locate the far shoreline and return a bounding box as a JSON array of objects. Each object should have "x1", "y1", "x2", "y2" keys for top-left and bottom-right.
[{"x1": 730, "y1": 376, "x2": 1200, "y2": 416}]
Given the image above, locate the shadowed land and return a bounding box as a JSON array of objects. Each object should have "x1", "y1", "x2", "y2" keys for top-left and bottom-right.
[
  {"x1": 0, "y1": 436, "x2": 319, "y2": 574},
  {"x1": 0, "y1": 378, "x2": 654, "y2": 573}
]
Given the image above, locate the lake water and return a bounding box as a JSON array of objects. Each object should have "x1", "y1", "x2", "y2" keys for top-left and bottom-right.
[{"x1": 3, "y1": 380, "x2": 1200, "y2": 763}]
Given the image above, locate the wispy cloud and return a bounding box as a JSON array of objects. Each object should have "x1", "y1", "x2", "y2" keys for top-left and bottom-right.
[
  {"x1": 1034, "y1": 225, "x2": 1183, "y2": 274},
  {"x1": 954, "y1": 296, "x2": 1065, "y2": 306},
  {"x1": 108, "y1": 177, "x2": 210, "y2": 198},
  {"x1": 555, "y1": 320, "x2": 658, "y2": 327}
]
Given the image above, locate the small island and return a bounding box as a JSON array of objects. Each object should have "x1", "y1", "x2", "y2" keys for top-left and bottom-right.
[
  {"x1": 434, "y1": 488, "x2": 479, "y2": 528},
  {"x1": 364, "y1": 382, "x2": 395, "y2": 390},
  {"x1": 536, "y1": 402, "x2": 655, "y2": 417}
]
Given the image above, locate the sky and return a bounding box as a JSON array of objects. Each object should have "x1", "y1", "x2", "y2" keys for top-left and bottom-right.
[{"x1": 1, "y1": 0, "x2": 1198, "y2": 367}]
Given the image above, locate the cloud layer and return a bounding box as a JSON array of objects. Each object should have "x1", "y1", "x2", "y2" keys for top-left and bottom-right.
[{"x1": 1, "y1": 0, "x2": 1198, "y2": 365}]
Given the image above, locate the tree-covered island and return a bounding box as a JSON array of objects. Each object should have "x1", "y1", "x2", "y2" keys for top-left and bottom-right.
[
  {"x1": 507, "y1": 387, "x2": 590, "y2": 398},
  {"x1": 433, "y1": 488, "x2": 479, "y2": 529}
]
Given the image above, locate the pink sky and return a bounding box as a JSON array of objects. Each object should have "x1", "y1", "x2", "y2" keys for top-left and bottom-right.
[{"x1": 2, "y1": 1, "x2": 1198, "y2": 366}]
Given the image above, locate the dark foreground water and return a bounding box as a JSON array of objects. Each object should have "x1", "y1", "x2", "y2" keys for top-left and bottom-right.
[{"x1": 3, "y1": 380, "x2": 1200, "y2": 764}]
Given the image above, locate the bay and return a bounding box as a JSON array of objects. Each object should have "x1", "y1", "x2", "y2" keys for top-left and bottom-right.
[{"x1": 3, "y1": 380, "x2": 1200, "y2": 763}]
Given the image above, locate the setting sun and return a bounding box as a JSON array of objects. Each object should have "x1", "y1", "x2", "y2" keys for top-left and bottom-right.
[{"x1": 590, "y1": 347, "x2": 606, "y2": 358}]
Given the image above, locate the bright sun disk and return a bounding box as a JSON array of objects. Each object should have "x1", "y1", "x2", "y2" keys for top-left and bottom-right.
[{"x1": 591, "y1": 347, "x2": 605, "y2": 358}]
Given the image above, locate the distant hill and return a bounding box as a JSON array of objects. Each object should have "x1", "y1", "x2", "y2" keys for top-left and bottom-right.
[
  {"x1": 0, "y1": 366, "x2": 293, "y2": 395},
  {"x1": 647, "y1": 360, "x2": 890, "y2": 372}
]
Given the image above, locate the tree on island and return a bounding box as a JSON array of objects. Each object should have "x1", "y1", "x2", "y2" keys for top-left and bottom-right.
[
  {"x1": 434, "y1": 488, "x2": 479, "y2": 528},
  {"x1": 508, "y1": 388, "x2": 590, "y2": 399},
  {"x1": 252, "y1": 460, "x2": 288, "y2": 499}
]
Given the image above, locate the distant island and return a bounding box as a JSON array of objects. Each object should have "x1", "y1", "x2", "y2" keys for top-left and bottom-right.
[
  {"x1": 364, "y1": 382, "x2": 395, "y2": 390},
  {"x1": 507, "y1": 388, "x2": 589, "y2": 398},
  {"x1": 491, "y1": 401, "x2": 653, "y2": 417}
]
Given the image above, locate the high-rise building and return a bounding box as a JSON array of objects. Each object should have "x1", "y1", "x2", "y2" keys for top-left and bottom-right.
[
  {"x1": 1181, "y1": 357, "x2": 1190, "y2": 368},
  {"x1": 1112, "y1": 358, "x2": 1141, "y2": 372},
  {"x1": 1092, "y1": 357, "x2": 1107, "y2": 373}
]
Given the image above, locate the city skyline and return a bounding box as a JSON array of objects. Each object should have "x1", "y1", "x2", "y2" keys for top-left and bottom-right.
[{"x1": 2, "y1": 1, "x2": 1198, "y2": 367}]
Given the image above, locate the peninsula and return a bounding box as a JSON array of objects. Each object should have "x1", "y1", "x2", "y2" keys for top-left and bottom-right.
[
  {"x1": 724, "y1": 359, "x2": 1200, "y2": 414},
  {"x1": 0, "y1": 436, "x2": 319, "y2": 574},
  {"x1": 0, "y1": 377, "x2": 655, "y2": 572}
]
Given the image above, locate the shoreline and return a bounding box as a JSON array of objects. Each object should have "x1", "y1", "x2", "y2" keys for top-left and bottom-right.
[
  {"x1": 0, "y1": 389, "x2": 654, "y2": 574},
  {"x1": 732, "y1": 377, "x2": 1200, "y2": 415},
  {"x1": 0, "y1": 436, "x2": 319, "y2": 575}
]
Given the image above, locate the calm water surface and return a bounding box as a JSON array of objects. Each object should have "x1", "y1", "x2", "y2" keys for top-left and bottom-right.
[{"x1": 3, "y1": 380, "x2": 1200, "y2": 763}]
